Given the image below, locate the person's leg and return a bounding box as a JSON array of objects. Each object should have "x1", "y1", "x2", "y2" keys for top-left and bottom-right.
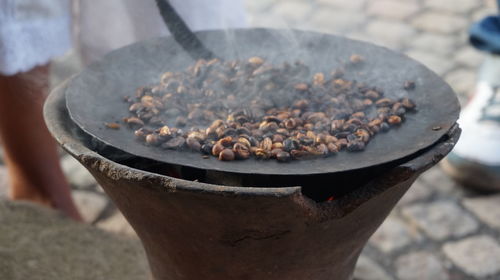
[{"x1": 0, "y1": 64, "x2": 82, "y2": 221}]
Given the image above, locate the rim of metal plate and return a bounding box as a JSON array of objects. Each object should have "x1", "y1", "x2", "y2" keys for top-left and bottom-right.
[{"x1": 65, "y1": 28, "x2": 460, "y2": 176}]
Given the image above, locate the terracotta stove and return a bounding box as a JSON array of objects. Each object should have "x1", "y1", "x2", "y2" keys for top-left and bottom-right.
[{"x1": 44, "y1": 25, "x2": 460, "y2": 280}]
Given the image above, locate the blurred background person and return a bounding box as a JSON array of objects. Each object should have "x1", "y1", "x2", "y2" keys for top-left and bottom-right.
[
  {"x1": 0, "y1": 0, "x2": 82, "y2": 220},
  {"x1": 442, "y1": 1, "x2": 500, "y2": 192},
  {"x1": 0, "y1": 0, "x2": 245, "y2": 221}
]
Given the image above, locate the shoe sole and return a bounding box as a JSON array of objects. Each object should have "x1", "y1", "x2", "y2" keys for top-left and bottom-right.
[{"x1": 441, "y1": 155, "x2": 500, "y2": 192}]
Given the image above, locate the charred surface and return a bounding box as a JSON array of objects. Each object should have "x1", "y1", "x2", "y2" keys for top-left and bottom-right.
[{"x1": 65, "y1": 29, "x2": 460, "y2": 175}]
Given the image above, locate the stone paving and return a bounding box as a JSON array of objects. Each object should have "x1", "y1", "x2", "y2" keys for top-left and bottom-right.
[{"x1": 1, "y1": 0, "x2": 500, "y2": 279}]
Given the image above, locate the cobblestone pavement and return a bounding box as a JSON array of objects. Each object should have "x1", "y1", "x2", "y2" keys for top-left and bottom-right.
[{"x1": 1, "y1": 0, "x2": 500, "y2": 279}]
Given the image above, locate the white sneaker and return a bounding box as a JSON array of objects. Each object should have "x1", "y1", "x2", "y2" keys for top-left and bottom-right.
[{"x1": 442, "y1": 54, "x2": 500, "y2": 191}]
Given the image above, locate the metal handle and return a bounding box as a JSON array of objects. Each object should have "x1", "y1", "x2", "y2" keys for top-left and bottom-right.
[{"x1": 154, "y1": 0, "x2": 216, "y2": 60}]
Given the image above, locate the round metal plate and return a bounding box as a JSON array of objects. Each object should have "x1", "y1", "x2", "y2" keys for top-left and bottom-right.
[{"x1": 66, "y1": 28, "x2": 459, "y2": 175}]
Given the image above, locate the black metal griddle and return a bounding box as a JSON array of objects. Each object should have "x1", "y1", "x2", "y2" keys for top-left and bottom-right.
[{"x1": 65, "y1": 28, "x2": 459, "y2": 176}]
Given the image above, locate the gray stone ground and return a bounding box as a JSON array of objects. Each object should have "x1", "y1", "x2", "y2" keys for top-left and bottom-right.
[
  {"x1": 0, "y1": 200, "x2": 149, "y2": 280},
  {"x1": 1, "y1": 0, "x2": 500, "y2": 279}
]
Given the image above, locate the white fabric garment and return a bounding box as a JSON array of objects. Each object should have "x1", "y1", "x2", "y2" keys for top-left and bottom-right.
[
  {"x1": 0, "y1": 0, "x2": 72, "y2": 75},
  {"x1": 0, "y1": 0, "x2": 247, "y2": 75},
  {"x1": 77, "y1": 0, "x2": 247, "y2": 64}
]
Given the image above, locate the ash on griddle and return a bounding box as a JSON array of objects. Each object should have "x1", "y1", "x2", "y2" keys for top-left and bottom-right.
[{"x1": 120, "y1": 56, "x2": 416, "y2": 162}]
